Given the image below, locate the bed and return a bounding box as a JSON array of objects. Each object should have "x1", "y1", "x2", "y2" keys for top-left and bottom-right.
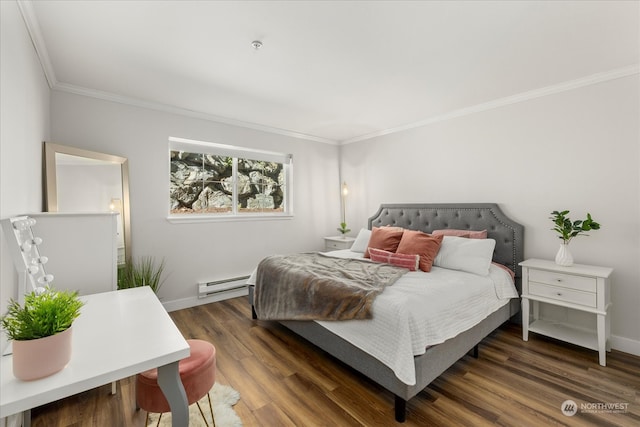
[{"x1": 248, "y1": 203, "x2": 524, "y2": 422}]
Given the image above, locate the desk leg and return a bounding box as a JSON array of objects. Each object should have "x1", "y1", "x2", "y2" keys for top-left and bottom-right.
[
  {"x1": 157, "y1": 361, "x2": 189, "y2": 427},
  {"x1": 23, "y1": 409, "x2": 31, "y2": 427}
]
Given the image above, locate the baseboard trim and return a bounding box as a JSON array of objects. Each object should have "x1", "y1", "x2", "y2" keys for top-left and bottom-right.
[
  {"x1": 162, "y1": 287, "x2": 248, "y2": 312},
  {"x1": 611, "y1": 335, "x2": 640, "y2": 357}
]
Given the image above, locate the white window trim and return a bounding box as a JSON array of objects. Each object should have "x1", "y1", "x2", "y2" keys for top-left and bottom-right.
[
  {"x1": 169, "y1": 137, "x2": 292, "y2": 164},
  {"x1": 166, "y1": 213, "x2": 294, "y2": 224},
  {"x1": 167, "y1": 137, "x2": 293, "y2": 222}
]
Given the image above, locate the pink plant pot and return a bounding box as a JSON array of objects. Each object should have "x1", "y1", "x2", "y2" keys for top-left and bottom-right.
[{"x1": 12, "y1": 327, "x2": 73, "y2": 381}]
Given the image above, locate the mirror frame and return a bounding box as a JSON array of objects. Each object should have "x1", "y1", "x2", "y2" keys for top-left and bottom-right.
[{"x1": 43, "y1": 142, "x2": 131, "y2": 263}]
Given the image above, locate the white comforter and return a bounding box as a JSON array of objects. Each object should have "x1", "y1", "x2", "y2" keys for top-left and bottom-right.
[{"x1": 249, "y1": 249, "x2": 518, "y2": 386}]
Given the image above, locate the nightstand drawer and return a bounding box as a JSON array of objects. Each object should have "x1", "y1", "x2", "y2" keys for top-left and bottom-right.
[
  {"x1": 326, "y1": 240, "x2": 346, "y2": 250},
  {"x1": 529, "y1": 269, "x2": 596, "y2": 292},
  {"x1": 324, "y1": 236, "x2": 355, "y2": 251},
  {"x1": 529, "y1": 282, "x2": 597, "y2": 307}
]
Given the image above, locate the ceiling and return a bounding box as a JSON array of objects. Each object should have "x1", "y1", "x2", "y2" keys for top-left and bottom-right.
[{"x1": 25, "y1": 1, "x2": 639, "y2": 144}]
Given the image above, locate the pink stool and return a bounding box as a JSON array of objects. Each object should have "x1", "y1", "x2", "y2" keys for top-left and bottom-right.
[{"x1": 137, "y1": 339, "x2": 216, "y2": 427}]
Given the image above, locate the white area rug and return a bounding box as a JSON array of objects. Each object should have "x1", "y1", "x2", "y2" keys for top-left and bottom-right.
[{"x1": 148, "y1": 382, "x2": 242, "y2": 427}]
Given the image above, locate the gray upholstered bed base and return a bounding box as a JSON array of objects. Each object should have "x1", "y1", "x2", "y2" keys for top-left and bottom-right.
[
  {"x1": 280, "y1": 304, "x2": 510, "y2": 421},
  {"x1": 249, "y1": 203, "x2": 524, "y2": 422}
]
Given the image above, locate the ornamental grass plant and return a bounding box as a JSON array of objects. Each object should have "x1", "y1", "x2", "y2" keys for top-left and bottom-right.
[{"x1": 117, "y1": 256, "x2": 166, "y2": 294}]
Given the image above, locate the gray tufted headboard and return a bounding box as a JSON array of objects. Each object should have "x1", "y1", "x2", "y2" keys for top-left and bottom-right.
[{"x1": 368, "y1": 203, "x2": 525, "y2": 280}]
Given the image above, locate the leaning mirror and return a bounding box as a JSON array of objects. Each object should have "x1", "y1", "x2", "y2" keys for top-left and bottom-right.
[{"x1": 43, "y1": 142, "x2": 131, "y2": 265}]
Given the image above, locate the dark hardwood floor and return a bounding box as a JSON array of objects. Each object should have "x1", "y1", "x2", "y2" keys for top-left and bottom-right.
[{"x1": 31, "y1": 296, "x2": 640, "y2": 426}]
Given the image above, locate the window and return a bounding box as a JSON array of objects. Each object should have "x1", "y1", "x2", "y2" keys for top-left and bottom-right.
[{"x1": 168, "y1": 137, "x2": 292, "y2": 220}]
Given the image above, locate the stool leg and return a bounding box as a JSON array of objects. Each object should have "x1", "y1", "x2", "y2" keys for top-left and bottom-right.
[
  {"x1": 207, "y1": 392, "x2": 216, "y2": 427},
  {"x1": 196, "y1": 401, "x2": 210, "y2": 427},
  {"x1": 144, "y1": 412, "x2": 163, "y2": 427}
]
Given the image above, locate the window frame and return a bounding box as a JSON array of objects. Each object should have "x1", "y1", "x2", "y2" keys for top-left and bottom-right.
[{"x1": 167, "y1": 137, "x2": 293, "y2": 223}]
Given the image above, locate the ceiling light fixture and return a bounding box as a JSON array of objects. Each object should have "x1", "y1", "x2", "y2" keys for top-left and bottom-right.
[{"x1": 251, "y1": 40, "x2": 263, "y2": 50}]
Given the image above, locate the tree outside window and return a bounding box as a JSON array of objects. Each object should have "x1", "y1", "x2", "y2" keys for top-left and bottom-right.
[{"x1": 169, "y1": 140, "x2": 291, "y2": 217}]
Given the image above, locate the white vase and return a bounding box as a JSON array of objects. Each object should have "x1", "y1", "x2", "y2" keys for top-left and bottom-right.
[{"x1": 555, "y1": 243, "x2": 574, "y2": 267}]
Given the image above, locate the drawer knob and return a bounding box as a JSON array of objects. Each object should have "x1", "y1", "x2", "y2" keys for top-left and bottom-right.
[
  {"x1": 556, "y1": 292, "x2": 562, "y2": 296},
  {"x1": 556, "y1": 279, "x2": 562, "y2": 282}
]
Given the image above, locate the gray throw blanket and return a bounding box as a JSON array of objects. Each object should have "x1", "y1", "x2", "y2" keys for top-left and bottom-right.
[{"x1": 254, "y1": 253, "x2": 407, "y2": 321}]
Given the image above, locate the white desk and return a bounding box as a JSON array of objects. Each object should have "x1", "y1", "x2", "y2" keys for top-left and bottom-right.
[{"x1": 0, "y1": 287, "x2": 190, "y2": 426}]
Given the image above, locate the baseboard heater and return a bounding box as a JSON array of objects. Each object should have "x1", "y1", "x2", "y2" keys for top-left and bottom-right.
[{"x1": 197, "y1": 275, "x2": 250, "y2": 299}]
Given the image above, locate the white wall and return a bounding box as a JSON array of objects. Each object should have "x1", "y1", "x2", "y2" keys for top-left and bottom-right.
[
  {"x1": 50, "y1": 91, "x2": 341, "y2": 309},
  {"x1": 0, "y1": 0, "x2": 50, "y2": 338},
  {"x1": 340, "y1": 75, "x2": 640, "y2": 355},
  {"x1": 0, "y1": 3, "x2": 50, "y2": 425}
]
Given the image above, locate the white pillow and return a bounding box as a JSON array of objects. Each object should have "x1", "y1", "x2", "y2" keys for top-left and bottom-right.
[
  {"x1": 433, "y1": 236, "x2": 496, "y2": 276},
  {"x1": 350, "y1": 228, "x2": 372, "y2": 253}
]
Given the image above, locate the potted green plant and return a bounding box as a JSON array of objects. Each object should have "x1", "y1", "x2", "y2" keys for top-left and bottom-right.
[
  {"x1": 337, "y1": 222, "x2": 351, "y2": 236},
  {"x1": 117, "y1": 256, "x2": 166, "y2": 294},
  {"x1": 1, "y1": 287, "x2": 84, "y2": 380},
  {"x1": 550, "y1": 210, "x2": 601, "y2": 266}
]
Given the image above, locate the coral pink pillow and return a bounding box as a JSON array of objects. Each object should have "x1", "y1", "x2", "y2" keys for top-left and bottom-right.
[
  {"x1": 364, "y1": 226, "x2": 404, "y2": 258},
  {"x1": 432, "y1": 229, "x2": 488, "y2": 239},
  {"x1": 396, "y1": 230, "x2": 444, "y2": 272},
  {"x1": 369, "y1": 248, "x2": 419, "y2": 271}
]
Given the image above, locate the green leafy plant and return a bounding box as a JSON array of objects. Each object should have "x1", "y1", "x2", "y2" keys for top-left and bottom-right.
[
  {"x1": 550, "y1": 210, "x2": 601, "y2": 244},
  {"x1": 117, "y1": 256, "x2": 166, "y2": 294},
  {"x1": 337, "y1": 222, "x2": 351, "y2": 235},
  {"x1": 1, "y1": 287, "x2": 84, "y2": 341}
]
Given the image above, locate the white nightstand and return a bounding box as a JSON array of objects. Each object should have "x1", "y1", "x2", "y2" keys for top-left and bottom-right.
[
  {"x1": 519, "y1": 258, "x2": 613, "y2": 366},
  {"x1": 324, "y1": 236, "x2": 355, "y2": 251}
]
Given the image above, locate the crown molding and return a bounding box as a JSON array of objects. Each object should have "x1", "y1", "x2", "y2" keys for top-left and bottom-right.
[
  {"x1": 52, "y1": 82, "x2": 338, "y2": 145},
  {"x1": 18, "y1": 0, "x2": 637, "y2": 147},
  {"x1": 341, "y1": 64, "x2": 640, "y2": 145},
  {"x1": 17, "y1": 0, "x2": 336, "y2": 145},
  {"x1": 17, "y1": 0, "x2": 57, "y2": 88},
  {"x1": 57, "y1": 63, "x2": 637, "y2": 147}
]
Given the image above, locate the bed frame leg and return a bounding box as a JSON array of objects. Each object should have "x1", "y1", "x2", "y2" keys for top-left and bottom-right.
[
  {"x1": 394, "y1": 395, "x2": 407, "y2": 423},
  {"x1": 472, "y1": 344, "x2": 479, "y2": 359},
  {"x1": 251, "y1": 305, "x2": 258, "y2": 320}
]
